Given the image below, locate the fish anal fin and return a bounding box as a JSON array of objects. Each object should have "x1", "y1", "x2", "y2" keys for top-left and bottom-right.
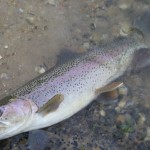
[{"x1": 37, "y1": 94, "x2": 64, "y2": 116}]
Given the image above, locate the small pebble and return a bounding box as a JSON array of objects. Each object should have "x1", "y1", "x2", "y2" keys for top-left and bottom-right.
[
  {"x1": 116, "y1": 114, "x2": 126, "y2": 123},
  {"x1": 119, "y1": 3, "x2": 129, "y2": 10},
  {"x1": 138, "y1": 113, "x2": 146, "y2": 126},
  {"x1": 46, "y1": 0, "x2": 56, "y2": 6},
  {"x1": 101, "y1": 34, "x2": 108, "y2": 40},
  {"x1": 115, "y1": 99, "x2": 127, "y2": 112},
  {"x1": 0, "y1": 55, "x2": 2, "y2": 59},
  {"x1": 118, "y1": 85, "x2": 128, "y2": 96},
  {"x1": 118, "y1": 100, "x2": 126, "y2": 108},
  {"x1": 145, "y1": 127, "x2": 150, "y2": 141},
  {"x1": 99, "y1": 110, "x2": 106, "y2": 117},
  {"x1": 4, "y1": 45, "x2": 8, "y2": 49},
  {"x1": 0, "y1": 73, "x2": 10, "y2": 80},
  {"x1": 119, "y1": 22, "x2": 131, "y2": 36},
  {"x1": 2, "y1": 83, "x2": 6, "y2": 87},
  {"x1": 83, "y1": 42, "x2": 90, "y2": 49},
  {"x1": 26, "y1": 17, "x2": 35, "y2": 25},
  {"x1": 35, "y1": 66, "x2": 46, "y2": 74},
  {"x1": 115, "y1": 106, "x2": 121, "y2": 112},
  {"x1": 4, "y1": 90, "x2": 8, "y2": 94},
  {"x1": 75, "y1": 28, "x2": 81, "y2": 34},
  {"x1": 19, "y1": 8, "x2": 24, "y2": 13}
]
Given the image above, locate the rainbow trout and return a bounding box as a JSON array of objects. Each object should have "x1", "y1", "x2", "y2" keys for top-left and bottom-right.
[{"x1": 0, "y1": 37, "x2": 147, "y2": 139}]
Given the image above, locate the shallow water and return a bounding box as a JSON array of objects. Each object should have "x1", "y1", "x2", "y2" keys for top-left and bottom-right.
[{"x1": 0, "y1": 0, "x2": 150, "y2": 149}]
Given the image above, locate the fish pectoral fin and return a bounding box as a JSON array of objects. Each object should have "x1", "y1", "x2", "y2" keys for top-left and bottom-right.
[
  {"x1": 37, "y1": 94, "x2": 64, "y2": 116},
  {"x1": 95, "y1": 82, "x2": 124, "y2": 95}
]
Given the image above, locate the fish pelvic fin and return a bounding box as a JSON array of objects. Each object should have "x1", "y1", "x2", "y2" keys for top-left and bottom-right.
[
  {"x1": 95, "y1": 82, "x2": 128, "y2": 100},
  {"x1": 37, "y1": 94, "x2": 64, "y2": 116},
  {"x1": 95, "y1": 82, "x2": 124, "y2": 95}
]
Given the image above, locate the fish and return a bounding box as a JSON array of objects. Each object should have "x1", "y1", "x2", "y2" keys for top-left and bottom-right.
[{"x1": 0, "y1": 36, "x2": 148, "y2": 140}]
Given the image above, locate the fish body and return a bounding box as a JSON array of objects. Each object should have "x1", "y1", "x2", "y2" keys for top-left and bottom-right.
[{"x1": 0, "y1": 37, "x2": 147, "y2": 139}]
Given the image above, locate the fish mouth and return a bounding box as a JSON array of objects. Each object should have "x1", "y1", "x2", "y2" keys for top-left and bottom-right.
[
  {"x1": 0, "y1": 113, "x2": 37, "y2": 140},
  {"x1": 0, "y1": 116, "x2": 32, "y2": 140},
  {"x1": 0, "y1": 121, "x2": 26, "y2": 140}
]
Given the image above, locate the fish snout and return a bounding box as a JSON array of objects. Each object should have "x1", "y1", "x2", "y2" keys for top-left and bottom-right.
[{"x1": 0, "y1": 98, "x2": 38, "y2": 139}]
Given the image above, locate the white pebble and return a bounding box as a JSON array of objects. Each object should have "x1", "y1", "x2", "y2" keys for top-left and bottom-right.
[
  {"x1": 101, "y1": 34, "x2": 108, "y2": 40},
  {"x1": 100, "y1": 110, "x2": 106, "y2": 117},
  {"x1": 19, "y1": 8, "x2": 24, "y2": 13},
  {"x1": 138, "y1": 113, "x2": 146, "y2": 126},
  {"x1": 119, "y1": 3, "x2": 129, "y2": 10},
  {"x1": 2, "y1": 83, "x2": 6, "y2": 87},
  {"x1": 83, "y1": 42, "x2": 90, "y2": 49},
  {"x1": 118, "y1": 85, "x2": 128, "y2": 95},
  {"x1": 118, "y1": 100, "x2": 126, "y2": 108},
  {"x1": 26, "y1": 17, "x2": 35, "y2": 25},
  {"x1": 145, "y1": 127, "x2": 150, "y2": 141},
  {"x1": 115, "y1": 99, "x2": 126, "y2": 112},
  {"x1": 47, "y1": 0, "x2": 56, "y2": 5},
  {"x1": 115, "y1": 106, "x2": 121, "y2": 112},
  {"x1": 35, "y1": 66, "x2": 46, "y2": 74},
  {"x1": 4, "y1": 45, "x2": 8, "y2": 49},
  {"x1": 119, "y1": 22, "x2": 131, "y2": 36},
  {"x1": 0, "y1": 73, "x2": 10, "y2": 80},
  {"x1": 0, "y1": 55, "x2": 2, "y2": 59},
  {"x1": 39, "y1": 68, "x2": 45, "y2": 74}
]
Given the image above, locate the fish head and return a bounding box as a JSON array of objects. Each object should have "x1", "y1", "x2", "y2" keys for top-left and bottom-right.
[{"x1": 0, "y1": 98, "x2": 38, "y2": 139}]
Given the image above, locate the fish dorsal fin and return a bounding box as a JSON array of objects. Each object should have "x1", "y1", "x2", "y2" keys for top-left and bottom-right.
[
  {"x1": 56, "y1": 48, "x2": 84, "y2": 65},
  {"x1": 37, "y1": 94, "x2": 64, "y2": 116},
  {"x1": 95, "y1": 82, "x2": 123, "y2": 94}
]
